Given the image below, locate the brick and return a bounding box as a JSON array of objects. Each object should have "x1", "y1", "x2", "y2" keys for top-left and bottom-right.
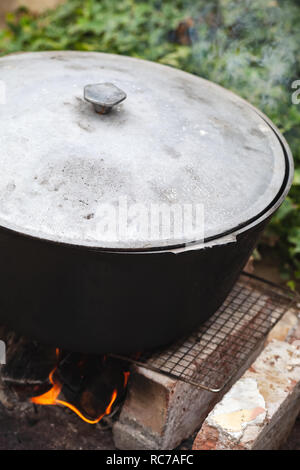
[
  {"x1": 113, "y1": 304, "x2": 300, "y2": 450},
  {"x1": 113, "y1": 367, "x2": 214, "y2": 450},
  {"x1": 113, "y1": 335, "x2": 264, "y2": 450},
  {"x1": 266, "y1": 310, "x2": 298, "y2": 343},
  {"x1": 193, "y1": 336, "x2": 300, "y2": 450}
]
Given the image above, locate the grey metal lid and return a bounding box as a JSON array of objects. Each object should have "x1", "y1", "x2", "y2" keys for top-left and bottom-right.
[{"x1": 0, "y1": 51, "x2": 290, "y2": 250}]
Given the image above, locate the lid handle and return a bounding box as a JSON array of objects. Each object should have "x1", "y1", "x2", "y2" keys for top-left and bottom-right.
[{"x1": 84, "y1": 82, "x2": 127, "y2": 114}]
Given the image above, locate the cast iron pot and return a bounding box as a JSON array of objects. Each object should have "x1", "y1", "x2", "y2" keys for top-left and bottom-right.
[{"x1": 0, "y1": 52, "x2": 293, "y2": 354}]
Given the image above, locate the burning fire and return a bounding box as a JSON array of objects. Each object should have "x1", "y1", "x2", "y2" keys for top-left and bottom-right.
[
  {"x1": 30, "y1": 349, "x2": 125, "y2": 424},
  {"x1": 123, "y1": 371, "x2": 130, "y2": 388}
]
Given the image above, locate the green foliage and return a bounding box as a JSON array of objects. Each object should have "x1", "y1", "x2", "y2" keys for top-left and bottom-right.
[{"x1": 0, "y1": 0, "x2": 299, "y2": 278}]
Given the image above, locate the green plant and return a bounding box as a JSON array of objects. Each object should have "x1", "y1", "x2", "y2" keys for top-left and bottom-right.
[{"x1": 0, "y1": 0, "x2": 299, "y2": 280}]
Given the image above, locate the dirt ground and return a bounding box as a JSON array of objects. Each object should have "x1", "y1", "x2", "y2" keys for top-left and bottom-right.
[
  {"x1": 0, "y1": 400, "x2": 299, "y2": 450},
  {"x1": 0, "y1": 401, "x2": 116, "y2": 450}
]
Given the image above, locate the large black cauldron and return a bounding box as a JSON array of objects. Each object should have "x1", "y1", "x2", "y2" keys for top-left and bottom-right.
[{"x1": 0, "y1": 52, "x2": 293, "y2": 353}]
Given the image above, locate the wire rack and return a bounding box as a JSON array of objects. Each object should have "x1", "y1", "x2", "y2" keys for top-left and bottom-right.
[{"x1": 112, "y1": 273, "x2": 299, "y2": 393}]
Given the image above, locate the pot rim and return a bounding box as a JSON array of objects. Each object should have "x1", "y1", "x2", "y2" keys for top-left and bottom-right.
[{"x1": 0, "y1": 109, "x2": 292, "y2": 255}]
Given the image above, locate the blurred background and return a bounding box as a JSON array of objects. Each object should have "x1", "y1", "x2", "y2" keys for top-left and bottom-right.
[{"x1": 0, "y1": 0, "x2": 299, "y2": 288}]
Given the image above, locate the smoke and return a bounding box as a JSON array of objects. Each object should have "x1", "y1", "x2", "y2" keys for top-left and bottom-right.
[{"x1": 185, "y1": 0, "x2": 300, "y2": 115}]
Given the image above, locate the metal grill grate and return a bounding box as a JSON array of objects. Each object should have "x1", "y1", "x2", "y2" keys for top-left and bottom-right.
[{"x1": 111, "y1": 273, "x2": 299, "y2": 393}]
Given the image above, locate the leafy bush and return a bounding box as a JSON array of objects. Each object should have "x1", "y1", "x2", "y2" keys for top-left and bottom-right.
[{"x1": 0, "y1": 0, "x2": 299, "y2": 281}]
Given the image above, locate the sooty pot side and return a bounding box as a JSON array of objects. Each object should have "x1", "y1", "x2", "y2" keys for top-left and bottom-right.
[{"x1": 0, "y1": 221, "x2": 266, "y2": 355}]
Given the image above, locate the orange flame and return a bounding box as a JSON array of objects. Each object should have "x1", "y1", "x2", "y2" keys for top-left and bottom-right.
[
  {"x1": 55, "y1": 389, "x2": 118, "y2": 424},
  {"x1": 123, "y1": 371, "x2": 130, "y2": 388},
  {"x1": 30, "y1": 350, "x2": 118, "y2": 424},
  {"x1": 31, "y1": 368, "x2": 62, "y2": 405}
]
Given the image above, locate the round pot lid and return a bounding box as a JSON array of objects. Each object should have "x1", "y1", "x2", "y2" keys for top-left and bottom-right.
[{"x1": 0, "y1": 51, "x2": 290, "y2": 250}]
